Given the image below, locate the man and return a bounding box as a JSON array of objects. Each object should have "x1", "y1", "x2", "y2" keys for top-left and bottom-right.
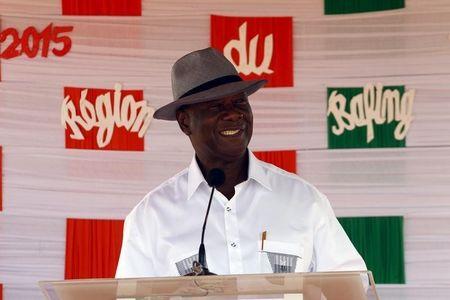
[{"x1": 115, "y1": 47, "x2": 366, "y2": 277}]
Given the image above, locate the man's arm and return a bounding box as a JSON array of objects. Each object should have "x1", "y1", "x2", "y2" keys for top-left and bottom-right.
[
  {"x1": 115, "y1": 210, "x2": 155, "y2": 278},
  {"x1": 311, "y1": 189, "x2": 367, "y2": 272}
]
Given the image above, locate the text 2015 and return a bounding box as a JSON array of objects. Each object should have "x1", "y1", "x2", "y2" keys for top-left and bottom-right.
[{"x1": 0, "y1": 23, "x2": 73, "y2": 59}]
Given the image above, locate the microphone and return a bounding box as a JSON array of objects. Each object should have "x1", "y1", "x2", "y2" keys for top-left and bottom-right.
[
  {"x1": 206, "y1": 168, "x2": 226, "y2": 187},
  {"x1": 192, "y1": 168, "x2": 225, "y2": 276}
]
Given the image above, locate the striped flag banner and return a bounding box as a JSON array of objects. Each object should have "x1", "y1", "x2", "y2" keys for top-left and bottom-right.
[
  {"x1": 324, "y1": 0, "x2": 405, "y2": 15},
  {"x1": 62, "y1": 0, "x2": 141, "y2": 16}
]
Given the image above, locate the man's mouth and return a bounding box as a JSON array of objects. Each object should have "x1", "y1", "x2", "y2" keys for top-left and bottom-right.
[{"x1": 220, "y1": 129, "x2": 242, "y2": 136}]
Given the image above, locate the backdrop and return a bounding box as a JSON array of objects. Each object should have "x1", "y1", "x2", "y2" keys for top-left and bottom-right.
[{"x1": 0, "y1": 0, "x2": 449, "y2": 299}]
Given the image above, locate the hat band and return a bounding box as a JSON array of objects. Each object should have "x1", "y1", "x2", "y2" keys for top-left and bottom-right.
[{"x1": 179, "y1": 75, "x2": 242, "y2": 99}]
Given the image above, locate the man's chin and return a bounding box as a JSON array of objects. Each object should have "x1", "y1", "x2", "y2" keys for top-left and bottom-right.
[{"x1": 217, "y1": 147, "x2": 248, "y2": 163}]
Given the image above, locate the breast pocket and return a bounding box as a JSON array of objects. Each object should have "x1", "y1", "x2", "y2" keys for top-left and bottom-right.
[
  {"x1": 259, "y1": 240, "x2": 304, "y2": 273},
  {"x1": 170, "y1": 250, "x2": 201, "y2": 276}
]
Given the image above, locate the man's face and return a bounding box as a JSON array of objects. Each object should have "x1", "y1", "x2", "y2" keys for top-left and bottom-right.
[{"x1": 177, "y1": 93, "x2": 253, "y2": 163}]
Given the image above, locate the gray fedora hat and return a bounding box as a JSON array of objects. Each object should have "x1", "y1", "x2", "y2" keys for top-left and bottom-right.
[{"x1": 153, "y1": 47, "x2": 267, "y2": 120}]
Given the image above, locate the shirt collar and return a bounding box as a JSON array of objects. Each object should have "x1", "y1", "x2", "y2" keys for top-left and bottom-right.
[
  {"x1": 187, "y1": 150, "x2": 273, "y2": 200},
  {"x1": 247, "y1": 151, "x2": 273, "y2": 192},
  {"x1": 187, "y1": 156, "x2": 207, "y2": 200}
]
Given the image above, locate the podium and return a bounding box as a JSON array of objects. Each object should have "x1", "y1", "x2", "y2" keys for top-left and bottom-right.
[{"x1": 39, "y1": 271, "x2": 378, "y2": 300}]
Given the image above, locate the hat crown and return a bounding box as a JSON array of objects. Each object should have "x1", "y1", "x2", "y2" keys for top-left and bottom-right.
[{"x1": 171, "y1": 48, "x2": 239, "y2": 100}]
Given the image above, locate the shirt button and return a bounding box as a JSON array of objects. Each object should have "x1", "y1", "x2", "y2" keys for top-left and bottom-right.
[
  {"x1": 230, "y1": 242, "x2": 237, "y2": 247},
  {"x1": 226, "y1": 207, "x2": 231, "y2": 212}
]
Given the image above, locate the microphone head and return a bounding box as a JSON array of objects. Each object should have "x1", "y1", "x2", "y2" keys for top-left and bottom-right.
[{"x1": 206, "y1": 168, "x2": 225, "y2": 187}]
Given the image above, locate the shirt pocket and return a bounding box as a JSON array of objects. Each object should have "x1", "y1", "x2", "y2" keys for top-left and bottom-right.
[
  {"x1": 169, "y1": 250, "x2": 201, "y2": 276},
  {"x1": 259, "y1": 240, "x2": 304, "y2": 273}
]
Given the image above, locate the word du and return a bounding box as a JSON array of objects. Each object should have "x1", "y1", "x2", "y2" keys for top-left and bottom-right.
[{"x1": 223, "y1": 22, "x2": 274, "y2": 76}]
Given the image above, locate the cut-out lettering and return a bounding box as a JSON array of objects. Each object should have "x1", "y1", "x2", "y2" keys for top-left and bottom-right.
[{"x1": 327, "y1": 83, "x2": 415, "y2": 143}]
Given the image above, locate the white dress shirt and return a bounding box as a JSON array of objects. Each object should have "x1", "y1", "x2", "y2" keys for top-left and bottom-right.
[{"x1": 115, "y1": 151, "x2": 366, "y2": 278}]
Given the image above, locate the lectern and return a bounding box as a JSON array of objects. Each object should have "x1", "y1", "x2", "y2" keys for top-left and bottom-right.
[{"x1": 39, "y1": 271, "x2": 378, "y2": 300}]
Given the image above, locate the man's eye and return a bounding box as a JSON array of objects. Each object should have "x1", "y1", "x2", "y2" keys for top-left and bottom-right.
[
  {"x1": 209, "y1": 105, "x2": 222, "y2": 111},
  {"x1": 235, "y1": 98, "x2": 247, "y2": 105}
]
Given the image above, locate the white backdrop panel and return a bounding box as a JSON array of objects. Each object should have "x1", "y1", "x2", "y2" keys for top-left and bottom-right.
[
  {"x1": 0, "y1": 0, "x2": 450, "y2": 299},
  {"x1": 0, "y1": 8, "x2": 449, "y2": 150},
  {"x1": 298, "y1": 147, "x2": 450, "y2": 217}
]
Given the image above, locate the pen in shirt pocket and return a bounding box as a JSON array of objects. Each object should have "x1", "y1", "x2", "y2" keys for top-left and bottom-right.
[{"x1": 261, "y1": 230, "x2": 267, "y2": 251}]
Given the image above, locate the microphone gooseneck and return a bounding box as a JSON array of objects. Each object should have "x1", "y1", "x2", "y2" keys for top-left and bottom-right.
[{"x1": 193, "y1": 168, "x2": 225, "y2": 276}]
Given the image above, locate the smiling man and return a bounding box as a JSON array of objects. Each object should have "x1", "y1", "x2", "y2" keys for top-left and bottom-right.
[
  {"x1": 115, "y1": 48, "x2": 366, "y2": 278},
  {"x1": 176, "y1": 92, "x2": 252, "y2": 200}
]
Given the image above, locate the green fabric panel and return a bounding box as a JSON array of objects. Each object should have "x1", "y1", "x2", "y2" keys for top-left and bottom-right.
[
  {"x1": 324, "y1": 0, "x2": 405, "y2": 15},
  {"x1": 338, "y1": 216, "x2": 405, "y2": 284},
  {"x1": 327, "y1": 86, "x2": 406, "y2": 149}
]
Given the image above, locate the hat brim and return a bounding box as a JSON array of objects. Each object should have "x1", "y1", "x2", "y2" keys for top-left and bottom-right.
[{"x1": 153, "y1": 79, "x2": 267, "y2": 121}]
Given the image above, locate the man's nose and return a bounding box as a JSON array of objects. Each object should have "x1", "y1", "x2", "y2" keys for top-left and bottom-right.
[{"x1": 222, "y1": 103, "x2": 243, "y2": 121}]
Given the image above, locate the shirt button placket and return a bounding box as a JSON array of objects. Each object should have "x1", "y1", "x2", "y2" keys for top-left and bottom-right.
[{"x1": 224, "y1": 203, "x2": 243, "y2": 273}]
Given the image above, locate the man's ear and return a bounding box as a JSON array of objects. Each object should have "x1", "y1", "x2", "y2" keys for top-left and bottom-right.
[{"x1": 176, "y1": 109, "x2": 192, "y2": 136}]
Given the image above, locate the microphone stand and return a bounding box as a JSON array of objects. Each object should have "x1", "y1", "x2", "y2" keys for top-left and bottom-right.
[
  {"x1": 185, "y1": 168, "x2": 224, "y2": 276},
  {"x1": 191, "y1": 186, "x2": 216, "y2": 276}
]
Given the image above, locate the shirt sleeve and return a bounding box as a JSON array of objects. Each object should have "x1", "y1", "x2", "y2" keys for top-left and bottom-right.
[
  {"x1": 310, "y1": 189, "x2": 369, "y2": 291},
  {"x1": 311, "y1": 189, "x2": 367, "y2": 273},
  {"x1": 115, "y1": 208, "x2": 155, "y2": 278}
]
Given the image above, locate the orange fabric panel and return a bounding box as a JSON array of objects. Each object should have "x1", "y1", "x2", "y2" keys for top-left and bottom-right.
[
  {"x1": 0, "y1": 146, "x2": 2, "y2": 211},
  {"x1": 65, "y1": 218, "x2": 124, "y2": 279},
  {"x1": 253, "y1": 150, "x2": 297, "y2": 174},
  {"x1": 62, "y1": 0, "x2": 141, "y2": 16},
  {"x1": 211, "y1": 15, "x2": 293, "y2": 87},
  {"x1": 63, "y1": 87, "x2": 145, "y2": 151}
]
